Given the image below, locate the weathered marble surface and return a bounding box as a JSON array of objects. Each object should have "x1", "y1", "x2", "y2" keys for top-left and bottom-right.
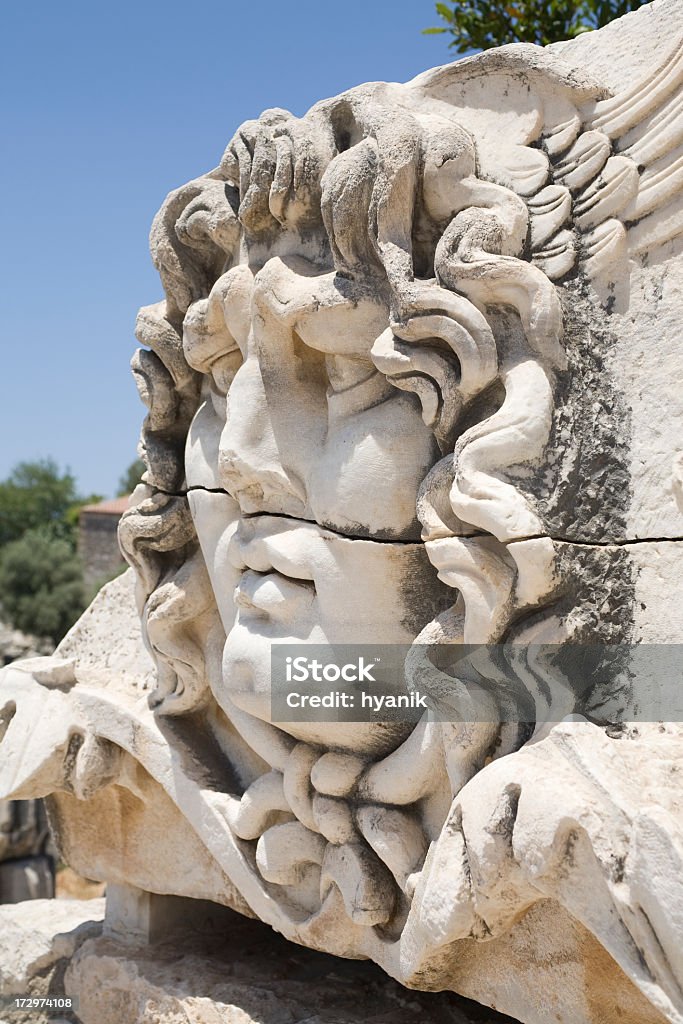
[
  {"x1": 0, "y1": 623, "x2": 56, "y2": 904},
  {"x1": 1, "y1": 2, "x2": 683, "y2": 1022},
  {"x1": 0, "y1": 897, "x2": 511, "y2": 1024},
  {"x1": 0, "y1": 898, "x2": 104, "y2": 1024}
]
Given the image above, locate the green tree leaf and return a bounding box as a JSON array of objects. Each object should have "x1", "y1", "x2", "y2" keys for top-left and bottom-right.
[
  {"x1": 0, "y1": 459, "x2": 87, "y2": 548},
  {"x1": 0, "y1": 528, "x2": 87, "y2": 642},
  {"x1": 117, "y1": 458, "x2": 146, "y2": 497},
  {"x1": 425, "y1": 0, "x2": 650, "y2": 53}
]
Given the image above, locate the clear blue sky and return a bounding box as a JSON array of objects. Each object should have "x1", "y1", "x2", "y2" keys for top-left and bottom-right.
[{"x1": 0, "y1": 0, "x2": 453, "y2": 498}]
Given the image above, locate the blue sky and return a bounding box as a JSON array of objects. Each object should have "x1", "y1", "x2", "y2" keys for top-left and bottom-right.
[{"x1": 0, "y1": 0, "x2": 453, "y2": 497}]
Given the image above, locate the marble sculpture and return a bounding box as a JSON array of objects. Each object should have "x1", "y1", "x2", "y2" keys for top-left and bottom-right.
[{"x1": 1, "y1": 4, "x2": 683, "y2": 1021}]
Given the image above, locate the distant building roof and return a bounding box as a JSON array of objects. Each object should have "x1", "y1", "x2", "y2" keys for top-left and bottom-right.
[{"x1": 79, "y1": 496, "x2": 130, "y2": 516}]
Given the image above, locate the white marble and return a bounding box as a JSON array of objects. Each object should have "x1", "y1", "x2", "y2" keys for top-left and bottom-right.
[{"x1": 1, "y1": 5, "x2": 683, "y2": 1022}]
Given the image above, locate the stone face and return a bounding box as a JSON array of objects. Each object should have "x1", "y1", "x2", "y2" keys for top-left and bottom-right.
[{"x1": 1, "y1": 3, "x2": 683, "y2": 1023}]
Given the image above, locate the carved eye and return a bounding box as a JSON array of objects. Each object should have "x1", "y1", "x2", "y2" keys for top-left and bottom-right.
[{"x1": 183, "y1": 298, "x2": 240, "y2": 375}]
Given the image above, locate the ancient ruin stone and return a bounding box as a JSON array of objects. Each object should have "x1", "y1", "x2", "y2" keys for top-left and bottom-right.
[{"x1": 1, "y1": 3, "x2": 683, "y2": 1022}]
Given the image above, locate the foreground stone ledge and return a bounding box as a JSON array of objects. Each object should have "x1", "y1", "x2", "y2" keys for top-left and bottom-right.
[
  {"x1": 0, "y1": 897, "x2": 513, "y2": 1024},
  {"x1": 0, "y1": 898, "x2": 104, "y2": 1023}
]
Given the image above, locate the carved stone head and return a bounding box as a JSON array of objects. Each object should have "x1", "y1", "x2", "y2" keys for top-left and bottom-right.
[{"x1": 2, "y1": 16, "x2": 683, "y2": 1024}]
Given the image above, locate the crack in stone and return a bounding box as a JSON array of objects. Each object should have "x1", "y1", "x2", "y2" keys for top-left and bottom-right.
[
  {"x1": 183, "y1": 486, "x2": 428, "y2": 545},
  {"x1": 504, "y1": 534, "x2": 683, "y2": 548},
  {"x1": 146, "y1": 485, "x2": 683, "y2": 548}
]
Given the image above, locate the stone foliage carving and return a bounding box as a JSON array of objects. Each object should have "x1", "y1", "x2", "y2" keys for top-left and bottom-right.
[{"x1": 2, "y1": 5, "x2": 683, "y2": 1023}]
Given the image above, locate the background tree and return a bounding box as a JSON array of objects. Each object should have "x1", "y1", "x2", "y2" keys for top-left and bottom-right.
[
  {"x1": 117, "y1": 458, "x2": 146, "y2": 497},
  {"x1": 0, "y1": 459, "x2": 101, "y2": 641},
  {"x1": 424, "y1": 0, "x2": 649, "y2": 53},
  {"x1": 0, "y1": 459, "x2": 87, "y2": 547},
  {"x1": 0, "y1": 529, "x2": 86, "y2": 642}
]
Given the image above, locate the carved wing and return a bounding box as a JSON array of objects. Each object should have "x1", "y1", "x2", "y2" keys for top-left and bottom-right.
[
  {"x1": 548, "y1": 40, "x2": 683, "y2": 283},
  {"x1": 414, "y1": 39, "x2": 683, "y2": 291}
]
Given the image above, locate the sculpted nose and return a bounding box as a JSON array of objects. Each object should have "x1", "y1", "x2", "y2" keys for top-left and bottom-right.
[
  {"x1": 218, "y1": 355, "x2": 308, "y2": 516},
  {"x1": 217, "y1": 257, "x2": 329, "y2": 519}
]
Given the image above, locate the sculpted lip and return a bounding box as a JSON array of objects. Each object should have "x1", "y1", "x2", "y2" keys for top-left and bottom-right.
[{"x1": 233, "y1": 566, "x2": 316, "y2": 618}]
